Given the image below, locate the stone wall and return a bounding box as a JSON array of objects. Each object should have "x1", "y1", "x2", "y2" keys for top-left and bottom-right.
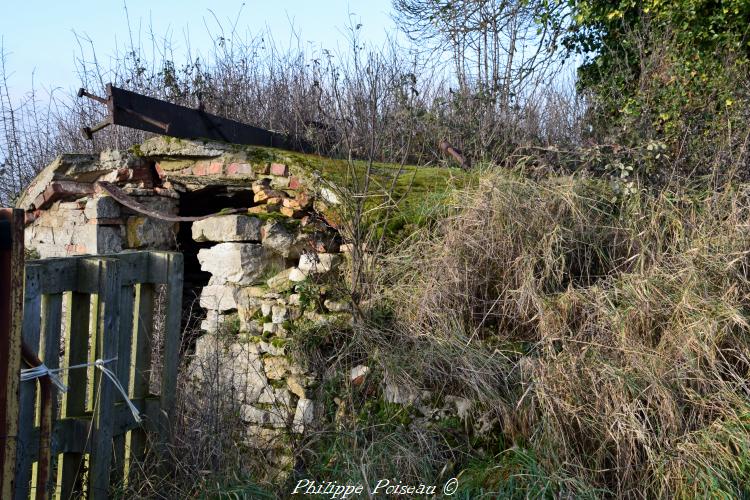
[{"x1": 22, "y1": 150, "x2": 180, "y2": 258}]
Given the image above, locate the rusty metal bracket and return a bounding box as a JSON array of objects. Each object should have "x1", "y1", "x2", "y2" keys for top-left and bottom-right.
[
  {"x1": 96, "y1": 181, "x2": 244, "y2": 221},
  {"x1": 79, "y1": 83, "x2": 311, "y2": 151}
]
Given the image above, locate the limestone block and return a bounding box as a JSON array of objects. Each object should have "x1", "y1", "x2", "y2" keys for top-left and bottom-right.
[
  {"x1": 189, "y1": 337, "x2": 270, "y2": 406},
  {"x1": 298, "y1": 253, "x2": 343, "y2": 274},
  {"x1": 271, "y1": 305, "x2": 288, "y2": 324},
  {"x1": 292, "y1": 399, "x2": 315, "y2": 433},
  {"x1": 261, "y1": 221, "x2": 296, "y2": 257},
  {"x1": 258, "y1": 387, "x2": 293, "y2": 407},
  {"x1": 139, "y1": 136, "x2": 228, "y2": 158},
  {"x1": 288, "y1": 268, "x2": 307, "y2": 282},
  {"x1": 200, "y1": 310, "x2": 235, "y2": 333},
  {"x1": 264, "y1": 356, "x2": 296, "y2": 380},
  {"x1": 266, "y1": 268, "x2": 295, "y2": 293},
  {"x1": 223, "y1": 343, "x2": 268, "y2": 403},
  {"x1": 200, "y1": 284, "x2": 238, "y2": 312},
  {"x1": 258, "y1": 340, "x2": 286, "y2": 356},
  {"x1": 192, "y1": 215, "x2": 262, "y2": 243},
  {"x1": 286, "y1": 376, "x2": 308, "y2": 398},
  {"x1": 263, "y1": 322, "x2": 278, "y2": 335},
  {"x1": 320, "y1": 187, "x2": 341, "y2": 205},
  {"x1": 130, "y1": 195, "x2": 179, "y2": 215},
  {"x1": 324, "y1": 299, "x2": 350, "y2": 313},
  {"x1": 76, "y1": 225, "x2": 123, "y2": 254},
  {"x1": 261, "y1": 302, "x2": 273, "y2": 317},
  {"x1": 384, "y1": 379, "x2": 419, "y2": 405},
  {"x1": 194, "y1": 332, "x2": 223, "y2": 359},
  {"x1": 239, "y1": 320, "x2": 263, "y2": 335},
  {"x1": 83, "y1": 196, "x2": 120, "y2": 219},
  {"x1": 197, "y1": 243, "x2": 283, "y2": 285},
  {"x1": 126, "y1": 217, "x2": 177, "y2": 249},
  {"x1": 245, "y1": 426, "x2": 286, "y2": 449},
  {"x1": 234, "y1": 288, "x2": 263, "y2": 332},
  {"x1": 240, "y1": 405, "x2": 288, "y2": 428}
]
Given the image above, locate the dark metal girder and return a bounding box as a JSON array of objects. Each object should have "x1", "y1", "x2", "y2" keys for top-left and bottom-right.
[{"x1": 79, "y1": 83, "x2": 310, "y2": 151}]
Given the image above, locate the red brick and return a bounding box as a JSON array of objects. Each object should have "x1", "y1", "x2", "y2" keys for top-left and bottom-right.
[
  {"x1": 280, "y1": 207, "x2": 296, "y2": 218},
  {"x1": 192, "y1": 162, "x2": 208, "y2": 176},
  {"x1": 65, "y1": 244, "x2": 87, "y2": 255},
  {"x1": 296, "y1": 192, "x2": 312, "y2": 208},
  {"x1": 270, "y1": 162, "x2": 289, "y2": 176},
  {"x1": 33, "y1": 181, "x2": 94, "y2": 210},
  {"x1": 208, "y1": 161, "x2": 223, "y2": 175},
  {"x1": 288, "y1": 176, "x2": 302, "y2": 190},
  {"x1": 154, "y1": 162, "x2": 167, "y2": 179},
  {"x1": 227, "y1": 162, "x2": 253, "y2": 176}
]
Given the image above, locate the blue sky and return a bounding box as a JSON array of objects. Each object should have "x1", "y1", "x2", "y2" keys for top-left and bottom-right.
[{"x1": 0, "y1": 0, "x2": 396, "y2": 101}]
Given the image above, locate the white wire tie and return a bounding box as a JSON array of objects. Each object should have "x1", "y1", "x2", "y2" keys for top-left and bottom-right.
[{"x1": 20, "y1": 357, "x2": 142, "y2": 424}]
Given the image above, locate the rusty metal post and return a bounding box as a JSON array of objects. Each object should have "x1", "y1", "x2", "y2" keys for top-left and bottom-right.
[
  {"x1": 0, "y1": 209, "x2": 24, "y2": 499},
  {"x1": 20, "y1": 343, "x2": 53, "y2": 500}
]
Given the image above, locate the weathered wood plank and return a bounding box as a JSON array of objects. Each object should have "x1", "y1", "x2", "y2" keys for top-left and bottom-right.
[
  {"x1": 0, "y1": 209, "x2": 24, "y2": 500},
  {"x1": 127, "y1": 282, "x2": 154, "y2": 475},
  {"x1": 57, "y1": 291, "x2": 90, "y2": 499},
  {"x1": 111, "y1": 284, "x2": 135, "y2": 488},
  {"x1": 38, "y1": 293, "x2": 63, "y2": 496},
  {"x1": 27, "y1": 398, "x2": 160, "y2": 460},
  {"x1": 101, "y1": 251, "x2": 150, "y2": 285},
  {"x1": 82, "y1": 257, "x2": 120, "y2": 499},
  {"x1": 30, "y1": 258, "x2": 78, "y2": 295},
  {"x1": 15, "y1": 264, "x2": 41, "y2": 500},
  {"x1": 156, "y1": 252, "x2": 183, "y2": 450}
]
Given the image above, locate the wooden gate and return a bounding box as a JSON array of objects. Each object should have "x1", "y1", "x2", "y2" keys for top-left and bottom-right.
[{"x1": 10, "y1": 245, "x2": 183, "y2": 499}]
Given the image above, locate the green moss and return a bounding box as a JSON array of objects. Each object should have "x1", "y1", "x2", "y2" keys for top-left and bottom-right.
[
  {"x1": 230, "y1": 144, "x2": 471, "y2": 241},
  {"x1": 271, "y1": 337, "x2": 288, "y2": 348},
  {"x1": 138, "y1": 137, "x2": 472, "y2": 241},
  {"x1": 129, "y1": 144, "x2": 144, "y2": 157}
]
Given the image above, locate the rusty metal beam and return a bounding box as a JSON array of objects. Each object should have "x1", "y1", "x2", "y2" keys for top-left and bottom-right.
[
  {"x1": 0, "y1": 208, "x2": 24, "y2": 499},
  {"x1": 20, "y1": 342, "x2": 53, "y2": 500},
  {"x1": 80, "y1": 84, "x2": 310, "y2": 151}
]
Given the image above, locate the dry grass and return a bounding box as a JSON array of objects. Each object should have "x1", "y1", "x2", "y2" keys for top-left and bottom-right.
[{"x1": 350, "y1": 170, "x2": 750, "y2": 497}]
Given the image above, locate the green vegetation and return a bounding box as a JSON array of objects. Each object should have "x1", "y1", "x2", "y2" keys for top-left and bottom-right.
[{"x1": 560, "y1": 0, "x2": 750, "y2": 182}]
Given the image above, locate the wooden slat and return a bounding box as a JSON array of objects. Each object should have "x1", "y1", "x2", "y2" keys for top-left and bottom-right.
[
  {"x1": 0, "y1": 208, "x2": 24, "y2": 500},
  {"x1": 15, "y1": 264, "x2": 42, "y2": 500},
  {"x1": 27, "y1": 398, "x2": 160, "y2": 460},
  {"x1": 38, "y1": 293, "x2": 63, "y2": 496},
  {"x1": 156, "y1": 252, "x2": 183, "y2": 449},
  {"x1": 57, "y1": 291, "x2": 90, "y2": 500},
  {"x1": 127, "y1": 283, "x2": 154, "y2": 475},
  {"x1": 82, "y1": 257, "x2": 120, "y2": 499},
  {"x1": 30, "y1": 258, "x2": 78, "y2": 295},
  {"x1": 100, "y1": 251, "x2": 150, "y2": 286},
  {"x1": 111, "y1": 284, "x2": 135, "y2": 488}
]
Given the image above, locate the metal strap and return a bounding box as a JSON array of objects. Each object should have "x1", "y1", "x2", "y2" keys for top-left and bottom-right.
[{"x1": 96, "y1": 182, "x2": 244, "y2": 222}]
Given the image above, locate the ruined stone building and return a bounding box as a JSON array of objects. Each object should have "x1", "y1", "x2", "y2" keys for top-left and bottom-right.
[{"x1": 17, "y1": 136, "x2": 354, "y2": 474}]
